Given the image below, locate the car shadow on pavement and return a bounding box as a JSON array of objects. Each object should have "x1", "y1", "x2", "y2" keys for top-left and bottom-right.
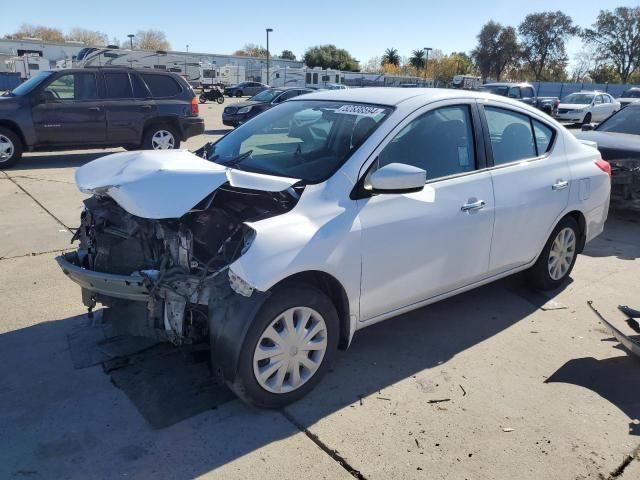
[
  {"x1": 582, "y1": 209, "x2": 640, "y2": 261},
  {"x1": 0, "y1": 276, "x2": 546, "y2": 478},
  {"x1": 546, "y1": 348, "x2": 640, "y2": 435},
  {"x1": 16, "y1": 150, "x2": 120, "y2": 170}
]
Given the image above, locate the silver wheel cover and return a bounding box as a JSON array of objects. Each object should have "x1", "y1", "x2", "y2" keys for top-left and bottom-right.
[
  {"x1": 253, "y1": 306, "x2": 328, "y2": 394},
  {"x1": 548, "y1": 227, "x2": 576, "y2": 280},
  {"x1": 151, "y1": 130, "x2": 175, "y2": 150},
  {"x1": 0, "y1": 134, "x2": 15, "y2": 163}
]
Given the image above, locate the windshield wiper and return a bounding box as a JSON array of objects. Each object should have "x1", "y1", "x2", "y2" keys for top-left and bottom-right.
[{"x1": 220, "y1": 149, "x2": 253, "y2": 168}]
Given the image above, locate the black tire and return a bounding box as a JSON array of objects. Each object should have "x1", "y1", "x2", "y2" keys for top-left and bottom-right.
[
  {"x1": 0, "y1": 127, "x2": 23, "y2": 169},
  {"x1": 123, "y1": 144, "x2": 140, "y2": 151},
  {"x1": 216, "y1": 95, "x2": 224, "y2": 104},
  {"x1": 582, "y1": 112, "x2": 592, "y2": 126},
  {"x1": 235, "y1": 90, "x2": 243, "y2": 98},
  {"x1": 526, "y1": 216, "x2": 580, "y2": 291},
  {"x1": 199, "y1": 95, "x2": 207, "y2": 104},
  {"x1": 228, "y1": 284, "x2": 339, "y2": 408},
  {"x1": 142, "y1": 124, "x2": 181, "y2": 150}
]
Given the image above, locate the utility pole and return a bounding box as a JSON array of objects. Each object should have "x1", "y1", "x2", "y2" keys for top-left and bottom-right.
[
  {"x1": 266, "y1": 28, "x2": 273, "y2": 85},
  {"x1": 423, "y1": 47, "x2": 432, "y2": 87}
]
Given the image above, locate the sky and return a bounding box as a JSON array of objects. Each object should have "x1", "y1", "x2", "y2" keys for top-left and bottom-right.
[{"x1": 1, "y1": 0, "x2": 630, "y2": 66}]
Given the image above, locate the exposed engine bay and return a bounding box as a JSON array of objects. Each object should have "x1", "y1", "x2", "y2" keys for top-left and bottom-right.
[{"x1": 61, "y1": 183, "x2": 301, "y2": 344}]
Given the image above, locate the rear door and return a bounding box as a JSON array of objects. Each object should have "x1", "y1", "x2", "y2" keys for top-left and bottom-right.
[
  {"x1": 480, "y1": 102, "x2": 570, "y2": 274},
  {"x1": 32, "y1": 71, "x2": 105, "y2": 145},
  {"x1": 103, "y1": 72, "x2": 154, "y2": 145}
]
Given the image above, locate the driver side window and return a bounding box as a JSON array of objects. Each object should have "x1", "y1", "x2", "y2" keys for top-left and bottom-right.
[
  {"x1": 377, "y1": 105, "x2": 476, "y2": 180},
  {"x1": 44, "y1": 73, "x2": 97, "y2": 101}
]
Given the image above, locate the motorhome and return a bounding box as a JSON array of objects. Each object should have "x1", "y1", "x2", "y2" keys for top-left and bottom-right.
[
  {"x1": 452, "y1": 75, "x2": 482, "y2": 90},
  {"x1": 9, "y1": 54, "x2": 50, "y2": 79}
]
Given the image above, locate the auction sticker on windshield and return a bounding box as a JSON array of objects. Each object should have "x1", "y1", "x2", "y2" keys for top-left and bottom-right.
[{"x1": 335, "y1": 105, "x2": 386, "y2": 116}]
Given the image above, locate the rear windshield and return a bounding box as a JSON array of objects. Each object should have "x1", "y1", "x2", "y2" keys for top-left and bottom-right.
[{"x1": 478, "y1": 85, "x2": 509, "y2": 96}]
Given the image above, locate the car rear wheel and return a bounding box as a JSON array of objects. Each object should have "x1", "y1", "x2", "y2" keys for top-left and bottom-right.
[
  {"x1": 235, "y1": 90, "x2": 243, "y2": 98},
  {"x1": 582, "y1": 112, "x2": 592, "y2": 125},
  {"x1": 526, "y1": 216, "x2": 579, "y2": 291},
  {"x1": 0, "y1": 127, "x2": 23, "y2": 169},
  {"x1": 228, "y1": 284, "x2": 339, "y2": 408},
  {"x1": 143, "y1": 125, "x2": 181, "y2": 150}
]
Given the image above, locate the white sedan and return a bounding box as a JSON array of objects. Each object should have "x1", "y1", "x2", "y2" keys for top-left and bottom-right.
[
  {"x1": 555, "y1": 91, "x2": 620, "y2": 125},
  {"x1": 57, "y1": 88, "x2": 611, "y2": 407}
]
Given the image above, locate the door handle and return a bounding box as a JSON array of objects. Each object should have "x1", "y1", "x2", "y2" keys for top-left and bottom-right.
[
  {"x1": 461, "y1": 200, "x2": 486, "y2": 212},
  {"x1": 87, "y1": 106, "x2": 101, "y2": 111},
  {"x1": 140, "y1": 105, "x2": 153, "y2": 110},
  {"x1": 552, "y1": 180, "x2": 569, "y2": 191}
]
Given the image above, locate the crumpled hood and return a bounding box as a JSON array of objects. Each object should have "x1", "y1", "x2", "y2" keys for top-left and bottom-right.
[{"x1": 75, "y1": 149, "x2": 300, "y2": 219}]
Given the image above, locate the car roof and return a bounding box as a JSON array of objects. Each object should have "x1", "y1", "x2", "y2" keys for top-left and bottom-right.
[{"x1": 291, "y1": 87, "x2": 512, "y2": 107}]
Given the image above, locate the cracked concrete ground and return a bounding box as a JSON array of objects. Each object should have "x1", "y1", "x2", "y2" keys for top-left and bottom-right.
[{"x1": 0, "y1": 103, "x2": 639, "y2": 479}]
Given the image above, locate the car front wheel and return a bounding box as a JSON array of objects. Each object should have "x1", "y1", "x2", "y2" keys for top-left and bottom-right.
[
  {"x1": 0, "y1": 127, "x2": 23, "y2": 169},
  {"x1": 228, "y1": 284, "x2": 339, "y2": 408},
  {"x1": 526, "y1": 216, "x2": 579, "y2": 290}
]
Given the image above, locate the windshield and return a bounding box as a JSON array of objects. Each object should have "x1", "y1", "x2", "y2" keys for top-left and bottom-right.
[
  {"x1": 207, "y1": 100, "x2": 392, "y2": 183},
  {"x1": 250, "y1": 89, "x2": 284, "y2": 102},
  {"x1": 621, "y1": 90, "x2": 640, "y2": 99},
  {"x1": 478, "y1": 85, "x2": 508, "y2": 96},
  {"x1": 597, "y1": 107, "x2": 640, "y2": 135},
  {"x1": 562, "y1": 93, "x2": 594, "y2": 104},
  {"x1": 9, "y1": 71, "x2": 53, "y2": 96}
]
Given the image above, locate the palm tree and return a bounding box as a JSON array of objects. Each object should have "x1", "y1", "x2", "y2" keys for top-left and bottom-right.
[
  {"x1": 409, "y1": 49, "x2": 425, "y2": 70},
  {"x1": 381, "y1": 48, "x2": 400, "y2": 67}
]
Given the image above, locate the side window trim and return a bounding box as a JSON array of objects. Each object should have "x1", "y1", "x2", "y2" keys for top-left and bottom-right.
[{"x1": 478, "y1": 102, "x2": 557, "y2": 168}]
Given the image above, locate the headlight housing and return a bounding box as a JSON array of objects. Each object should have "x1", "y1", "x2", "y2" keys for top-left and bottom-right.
[
  {"x1": 237, "y1": 106, "x2": 252, "y2": 114},
  {"x1": 228, "y1": 269, "x2": 254, "y2": 297}
]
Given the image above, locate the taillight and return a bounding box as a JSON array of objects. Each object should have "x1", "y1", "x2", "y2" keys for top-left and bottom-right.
[
  {"x1": 191, "y1": 96, "x2": 199, "y2": 116},
  {"x1": 595, "y1": 158, "x2": 612, "y2": 178}
]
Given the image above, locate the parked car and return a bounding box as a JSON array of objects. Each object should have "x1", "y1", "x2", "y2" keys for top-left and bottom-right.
[
  {"x1": 617, "y1": 87, "x2": 640, "y2": 108},
  {"x1": 326, "y1": 83, "x2": 348, "y2": 90},
  {"x1": 0, "y1": 67, "x2": 204, "y2": 168},
  {"x1": 56, "y1": 88, "x2": 610, "y2": 408},
  {"x1": 222, "y1": 87, "x2": 313, "y2": 127},
  {"x1": 576, "y1": 104, "x2": 640, "y2": 208},
  {"x1": 224, "y1": 81, "x2": 269, "y2": 97},
  {"x1": 477, "y1": 82, "x2": 559, "y2": 116},
  {"x1": 555, "y1": 91, "x2": 620, "y2": 125}
]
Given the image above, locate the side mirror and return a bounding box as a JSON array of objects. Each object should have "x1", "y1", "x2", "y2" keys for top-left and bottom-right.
[
  {"x1": 368, "y1": 163, "x2": 426, "y2": 194},
  {"x1": 581, "y1": 123, "x2": 598, "y2": 131}
]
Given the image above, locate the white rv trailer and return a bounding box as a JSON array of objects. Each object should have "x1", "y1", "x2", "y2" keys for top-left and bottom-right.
[
  {"x1": 452, "y1": 74, "x2": 482, "y2": 90},
  {"x1": 9, "y1": 54, "x2": 50, "y2": 79},
  {"x1": 199, "y1": 64, "x2": 246, "y2": 87}
]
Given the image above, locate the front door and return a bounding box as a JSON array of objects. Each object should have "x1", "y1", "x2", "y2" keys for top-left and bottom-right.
[
  {"x1": 358, "y1": 101, "x2": 495, "y2": 321},
  {"x1": 32, "y1": 71, "x2": 105, "y2": 145},
  {"x1": 481, "y1": 103, "x2": 570, "y2": 273}
]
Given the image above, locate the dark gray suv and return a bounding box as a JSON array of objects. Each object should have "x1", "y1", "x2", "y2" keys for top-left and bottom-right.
[{"x1": 0, "y1": 67, "x2": 204, "y2": 168}]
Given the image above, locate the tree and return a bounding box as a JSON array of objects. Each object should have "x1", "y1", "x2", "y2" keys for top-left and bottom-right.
[
  {"x1": 303, "y1": 45, "x2": 359, "y2": 71},
  {"x1": 409, "y1": 49, "x2": 425, "y2": 70},
  {"x1": 132, "y1": 29, "x2": 170, "y2": 51},
  {"x1": 381, "y1": 48, "x2": 400, "y2": 67},
  {"x1": 518, "y1": 11, "x2": 578, "y2": 81},
  {"x1": 362, "y1": 56, "x2": 382, "y2": 73},
  {"x1": 280, "y1": 50, "x2": 296, "y2": 61},
  {"x1": 4, "y1": 23, "x2": 65, "y2": 42},
  {"x1": 450, "y1": 52, "x2": 475, "y2": 75},
  {"x1": 65, "y1": 28, "x2": 108, "y2": 46},
  {"x1": 590, "y1": 64, "x2": 621, "y2": 84},
  {"x1": 471, "y1": 21, "x2": 520, "y2": 81},
  {"x1": 582, "y1": 6, "x2": 640, "y2": 83},
  {"x1": 234, "y1": 43, "x2": 268, "y2": 58},
  {"x1": 571, "y1": 49, "x2": 596, "y2": 82}
]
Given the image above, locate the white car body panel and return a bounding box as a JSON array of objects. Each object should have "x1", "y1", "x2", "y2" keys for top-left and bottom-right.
[
  {"x1": 75, "y1": 150, "x2": 299, "y2": 219},
  {"x1": 74, "y1": 88, "x2": 611, "y2": 342}
]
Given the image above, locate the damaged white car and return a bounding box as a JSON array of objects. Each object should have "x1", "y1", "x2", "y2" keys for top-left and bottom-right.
[{"x1": 57, "y1": 89, "x2": 611, "y2": 407}]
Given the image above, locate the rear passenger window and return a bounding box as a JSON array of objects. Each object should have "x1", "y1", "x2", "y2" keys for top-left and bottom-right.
[
  {"x1": 485, "y1": 107, "x2": 554, "y2": 165},
  {"x1": 141, "y1": 74, "x2": 182, "y2": 98},
  {"x1": 131, "y1": 75, "x2": 148, "y2": 98},
  {"x1": 378, "y1": 105, "x2": 475, "y2": 180},
  {"x1": 104, "y1": 73, "x2": 133, "y2": 99},
  {"x1": 532, "y1": 120, "x2": 553, "y2": 155}
]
